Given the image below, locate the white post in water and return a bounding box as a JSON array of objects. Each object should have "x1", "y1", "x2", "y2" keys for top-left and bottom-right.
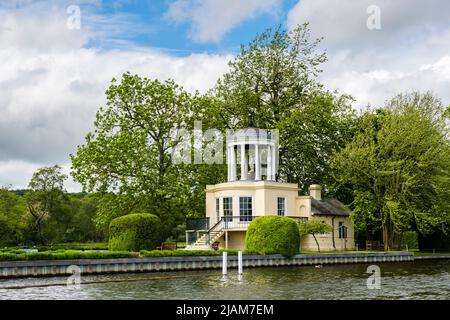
[
  {"x1": 222, "y1": 252, "x2": 228, "y2": 276},
  {"x1": 238, "y1": 251, "x2": 243, "y2": 275}
]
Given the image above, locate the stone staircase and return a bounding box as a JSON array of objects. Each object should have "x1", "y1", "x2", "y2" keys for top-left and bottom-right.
[{"x1": 186, "y1": 219, "x2": 225, "y2": 250}]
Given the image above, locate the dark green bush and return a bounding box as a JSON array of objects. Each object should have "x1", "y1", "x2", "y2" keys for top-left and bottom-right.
[
  {"x1": 109, "y1": 213, "x2": 163, "y2": 251},
  {"x1": 0, "y1": 248, "x2": 27, "y2": 254},
  {"x1": 245, "y1": 216, "x2": 300, "y2": 257}
]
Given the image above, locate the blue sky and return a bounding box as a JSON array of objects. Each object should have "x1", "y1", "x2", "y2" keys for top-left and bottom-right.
[
  {"x1": 1, "y1": 0, "x2": 450, "y2": 190},
  {"x1": 81, "y1": 0, "x2": 298, "y2": 55}
]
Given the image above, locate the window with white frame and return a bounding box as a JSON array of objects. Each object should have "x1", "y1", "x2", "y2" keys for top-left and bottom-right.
[
  {"x1": 223, "y1": 197, "x2": 233, "y2": 222},
  {"x1": 239, "y1": 197, "x2": 252, "y2": 221},
  {"x1": 215, "y1": 198, "x2": 220, "y2": 223},
  {"x1": 277, "y1": 197, "x2": 286, "y2": 216}
]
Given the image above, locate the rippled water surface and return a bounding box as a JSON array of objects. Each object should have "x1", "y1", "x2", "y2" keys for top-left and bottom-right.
[{"x1": 1, "y1": 260, "x2": 449, "y2": 300}]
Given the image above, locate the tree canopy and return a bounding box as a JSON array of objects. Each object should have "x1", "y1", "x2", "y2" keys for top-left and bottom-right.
[
  {"x1": 332, "y1": 92, "x2": 450, "y2": 250},
  {"x1": 210, "y1": 23, "x2": 356, "y2": 191}
]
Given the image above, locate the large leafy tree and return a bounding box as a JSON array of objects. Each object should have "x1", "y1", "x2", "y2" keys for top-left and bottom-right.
[
  {"x1": 332, "y1": 92, "x2": 450, "y2": 250},
  {"x1": 0, "y1": 187, "x2": 27, "y2": 246},
  {"x1": 211, "y1": 23, "x2": 356, "y2": 191},
  {"x1": 25, "y1": 165, "x2": 68, "y2": 244},
  {"x1": 71, "y1": 73, "x2": 203, "y2": 234}
]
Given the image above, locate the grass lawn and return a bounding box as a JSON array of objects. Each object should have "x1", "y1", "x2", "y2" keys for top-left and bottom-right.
[
  {"x1": 413, "y1": 251, "x2": 450, "y2": 256},
  {"x1": 301, "y1": 250, "x2": 403, "y2": 254}
]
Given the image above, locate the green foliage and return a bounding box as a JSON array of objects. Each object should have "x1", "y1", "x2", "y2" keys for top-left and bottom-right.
[
  {"x1": 36, "y1": 242, "x2": 108, "y2": 251},
  {"x1": 332, "y1": 92, "x2": 450, "y2": 249},
  {"x1": 298, "y1": 217, "x2": 332, "y2": 252},
  {"x1": 25, "y1": 165, "x2": 68, "y2": 244},
  {"x1": 298, "y1": 218, "x2": 332, "y2": 236},
  {"x1": 139, "y1": 249, "x2": 250, "y2": 257},
  {"x1": 399, "y1": 231, "x2": 419, "y2": 250},
  {"x1": 109, "y1": 213, "x2": 163, "y2": 251},
  {"x1": 70, "y1": 74, "x2": 199, "y2": 232},
  {"x1": 0, "y1": 250, "x2": 136, "y2": 261},
  {"x1": 245, "y1": 216, "x2": 300, "y2": 257},
  {"x1": 0, "y1": 184, "x2": 104, "y2": 246},
  {"x1": 211, "y1": 24, "x2": 356, "y2": 191},
  {"x1": 0, "y1": 187, "x2": 27, "y2": 246}
]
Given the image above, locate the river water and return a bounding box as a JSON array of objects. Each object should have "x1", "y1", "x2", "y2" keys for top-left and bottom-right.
[{"x1": 0, "y1": 260, "x2": 449, "y2": 300}]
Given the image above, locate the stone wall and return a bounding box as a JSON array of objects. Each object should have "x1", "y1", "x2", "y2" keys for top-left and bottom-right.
[{"x1": 0, "y1": 252, "x2": 414, "y2": 279}]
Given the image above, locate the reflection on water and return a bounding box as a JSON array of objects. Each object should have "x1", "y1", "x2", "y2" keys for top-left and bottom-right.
[{"x1": 0, "y1": 261, "x2": 449, "y2": 300}]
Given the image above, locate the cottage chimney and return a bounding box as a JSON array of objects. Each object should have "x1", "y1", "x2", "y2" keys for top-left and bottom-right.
[{"x1": 309, "y1": 184, "x2": 321, "y2": 200}]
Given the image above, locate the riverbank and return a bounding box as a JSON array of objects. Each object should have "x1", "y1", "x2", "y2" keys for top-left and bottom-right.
[{"x1": 0, "y1": 252, "x2": 417, "y2": 278}]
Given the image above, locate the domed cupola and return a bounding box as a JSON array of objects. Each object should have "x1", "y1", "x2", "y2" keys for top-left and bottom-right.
[{"x1": 226, "y1": 128, "x2": 278, "y2": 182}]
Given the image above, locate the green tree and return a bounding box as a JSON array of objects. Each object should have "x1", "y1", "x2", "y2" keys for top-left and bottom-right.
[
  {"x1": 71, "y1": 73, "x2": 199, "y2": 236},
  {"x1": 298, "y1": 217, "x2": 332, "y2": 252},
  {"x1": 25, "y1": 165, "x2": 68, "y2": 244},
  {"x1": 332, "y1": 92, "x2": 450, "y2": 250},
  {"x1": 0, "y1": 187, "x2": 27, "y2": 246},
  {"x1": 211, "y1": 23, "x2": 356, "y2": 191}
]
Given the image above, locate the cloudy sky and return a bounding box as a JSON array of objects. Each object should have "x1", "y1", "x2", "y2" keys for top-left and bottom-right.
[{"x1": 1, "y1": 0, "x2": 449, "y2": 191}]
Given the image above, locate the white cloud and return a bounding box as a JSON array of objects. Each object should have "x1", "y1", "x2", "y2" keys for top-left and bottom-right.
[
  {"x1": 165, "y1": 0, "x2": 281, "y2": 43},
  {"x1": 0, "y1": 1, "x2": 232, "y2": 191},
  {"x1": 287, "y1": 0, "x2": 450, "y2": 108}
]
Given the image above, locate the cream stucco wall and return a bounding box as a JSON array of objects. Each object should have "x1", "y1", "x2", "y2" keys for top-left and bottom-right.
[
  {"x1": 300, "y1": 216, "x2": 355, "y2": 251},
  {"x1": 206, "y1": 181, "x2": 300, "y2": 223},
  {"x1": 205, "y1": 180, "x2": 355, "y2": 252}
]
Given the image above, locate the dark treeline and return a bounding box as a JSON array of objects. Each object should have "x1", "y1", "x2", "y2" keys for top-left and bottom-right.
[{"x1": 0, "y1": 186, "x2": 105, "y2": 246}]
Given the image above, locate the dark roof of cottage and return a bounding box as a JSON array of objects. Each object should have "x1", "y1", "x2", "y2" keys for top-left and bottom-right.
[{"x1": 311, "y1": 198, "x2": 351, "y2": 216}]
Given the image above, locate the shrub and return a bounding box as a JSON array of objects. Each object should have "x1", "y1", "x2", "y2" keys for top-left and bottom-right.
[
  {"x1": 37, "y1": 242, "x2": 109, "y2": 251},
  {"x1": 400, "y1": 231, "x2": 419, "y2": 250},
  {"x1": 109, "y1": 213, "x2": 163, "y2": 251},
  {"x1": 245, "y1": 216, "x2": 300, "y2": 257},
  {"x1": 139, "y1": 249, "x2": 246, "y2": 257},
  {"x1": 0, "y1": 250, "x2": 136, "y2": 261}
]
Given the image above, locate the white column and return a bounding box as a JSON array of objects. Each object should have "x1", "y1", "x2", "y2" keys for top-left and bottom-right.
[
  {"x1": 240, "y1": 144, "x2": 247, "y2": 180},
  {"x1": 267, "y1": 145, "x2": 272, "y2": 180},
  {"x1": 227, "y1": 146, "x2": 231, "y2": 181},
  {"x1": 230, "y1": 146, "x2": 236, "y2": 181},
  {"x1": 255, "y1": 144, "x2": 260, "y2": 180},
  {"x1": 272, "y1": 144, "x2": 276, "y2": 181}
]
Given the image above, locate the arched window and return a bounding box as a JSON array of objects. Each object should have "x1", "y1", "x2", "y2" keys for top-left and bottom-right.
[{"x1": 339, "y1": 222, "x2": 348, "y2": 239}]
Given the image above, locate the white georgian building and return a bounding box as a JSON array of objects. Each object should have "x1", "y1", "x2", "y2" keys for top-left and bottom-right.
[{"x1": 186, "y1": 128, "x2": 355, "y2": 252}]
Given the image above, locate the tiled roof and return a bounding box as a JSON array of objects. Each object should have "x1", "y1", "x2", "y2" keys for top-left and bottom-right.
[{"x1": 311, "y1": 198, "x2": 351, "y2": 216}]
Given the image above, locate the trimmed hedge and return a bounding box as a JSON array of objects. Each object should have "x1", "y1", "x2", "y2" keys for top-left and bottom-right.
[
  {"x1": 109, "y1": 213, "x2": 163, "y2": 252},
  {"x1": 0, "y1": 249, "x2": 249, "y2": 261},
  {"x1": 0, "y1": 250, "x2": 137, "y2": 261},
  {"x1": 37, "y1": 242, "x2": 109, "y2": 251},
  {"x1": 245, "y1": 216, "x2": 300, "y2": 257},
  {"x1": 140, "y1": 249, "x2": 243, "y2": 257}
]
